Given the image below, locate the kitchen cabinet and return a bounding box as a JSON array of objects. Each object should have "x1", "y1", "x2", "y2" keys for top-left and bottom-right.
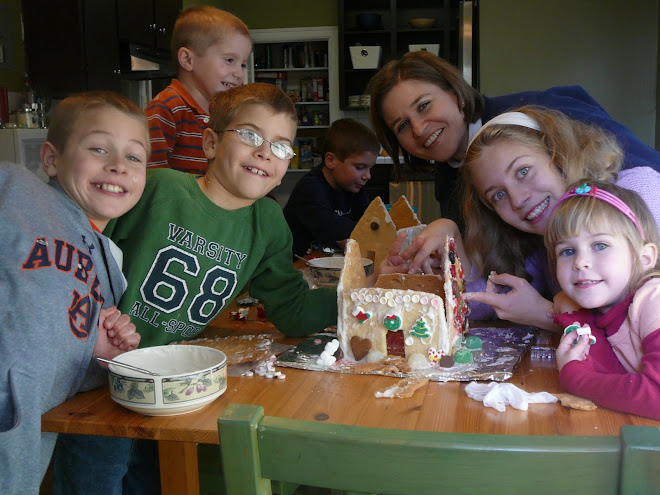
[
  {"x1": 117, "y1": 0, "x2": 181, "y2": 52},
  {"x1": 338, "y1": 0, "x2": 460, "y2": 110},
  {"x1": 22, "y1": 0, "x2": 121, "y2": 95},
  {"x1": 21, "y1": 0, "x2": 181, "y2": 98}
]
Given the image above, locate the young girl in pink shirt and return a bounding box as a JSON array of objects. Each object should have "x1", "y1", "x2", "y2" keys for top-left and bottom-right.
[{"x1": 546, "y1": 180, "x2": 660, "y2": 420}]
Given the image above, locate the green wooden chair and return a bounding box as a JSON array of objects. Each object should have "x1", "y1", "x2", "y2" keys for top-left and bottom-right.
[{"x1": 218, "y1": 403, "x2": 660, "y2": 495}]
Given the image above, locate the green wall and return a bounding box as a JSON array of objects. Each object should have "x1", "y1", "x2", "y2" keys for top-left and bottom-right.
[
  {"x1": 184, "y1": 0, "x2": 336, "y2": 29},
  {"x1": 480, "y1": 0, "x2": 659, "y2": 147}
]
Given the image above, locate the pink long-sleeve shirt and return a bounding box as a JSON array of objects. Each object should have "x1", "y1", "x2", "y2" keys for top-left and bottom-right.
[{"x1": 554, "y1": 278, "x2": 660, "y2": 421}]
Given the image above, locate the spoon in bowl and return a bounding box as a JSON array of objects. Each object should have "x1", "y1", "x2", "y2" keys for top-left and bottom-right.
[
  {"x1": 95, "y1": 357, "x2": 160, "y2": 376},
  {"x1": 294, "y1": 254, "x2": 312, "y2": 266}
]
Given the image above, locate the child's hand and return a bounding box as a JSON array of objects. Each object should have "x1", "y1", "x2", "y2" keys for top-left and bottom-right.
[
  {"x1": 556, "y1": 330, "x2": 591, "y2": 372},
  {"x1": 94, "y1": 306, "x2": 140, "y2": 363},
  {"x1": 399, "y1": 218, "x2": 468, "y2": 275},
  {"x1": 463, "y1": 272, "x2": 557, "y2": 331},
  {"x1": 379, "y1": 231, "x2": 412, "y2": 275}
]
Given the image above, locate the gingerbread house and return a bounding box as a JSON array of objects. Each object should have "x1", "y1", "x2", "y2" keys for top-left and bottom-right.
[{"x1": 337, "y1": 236, "x2": 468, "y2": 370}]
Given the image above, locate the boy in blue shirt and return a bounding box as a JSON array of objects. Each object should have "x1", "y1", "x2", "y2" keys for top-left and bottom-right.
[{"x1": 284, "y1": 118, "x2": 380, "y2": 256}]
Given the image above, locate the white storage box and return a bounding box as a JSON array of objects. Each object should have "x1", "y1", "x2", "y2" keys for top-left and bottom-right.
[
  {"x1": 408, "y1": 44, "x2": 440, "y2": 56},
  {"x1": 349, "y1": 46, "x2": 382, "y2": 69}
]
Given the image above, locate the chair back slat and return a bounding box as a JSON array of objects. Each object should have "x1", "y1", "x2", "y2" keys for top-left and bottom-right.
[{"x1": 218, "y1": 403, "x2": 658, "y2": 495}]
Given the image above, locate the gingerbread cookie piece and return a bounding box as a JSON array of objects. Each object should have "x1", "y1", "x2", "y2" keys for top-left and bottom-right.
[
  {"x1": 554, "y1": 393, "x2": 598, "y2": 411},
  {"x1": 375, "y1": 273, "x2": 444, "y2": 295},
  {"x1": 374, "y1": 378, "x2": 429, "y2": 398},
  {"x1": 349, "y1": 196, "x2": 396, "y2": 269},
  {"x1": 388, "y1": 196, "x2": 421, "y2": 229}
]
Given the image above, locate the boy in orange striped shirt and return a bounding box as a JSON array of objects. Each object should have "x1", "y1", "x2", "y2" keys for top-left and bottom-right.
[{"x1": 146, "y1": 6, "x2": 252, "y2": 174}]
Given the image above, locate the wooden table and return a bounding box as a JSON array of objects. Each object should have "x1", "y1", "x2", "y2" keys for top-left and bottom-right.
[
  {"x1": 42, "y1": 252, "x2": 660, "y2": 494},
  {"x1": 42, "y1": 313, "x2": 660, "y2": 495}
]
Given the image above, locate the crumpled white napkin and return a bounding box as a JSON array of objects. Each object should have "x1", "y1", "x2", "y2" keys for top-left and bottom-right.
[{"x1": 465, "y1": 381, "x2": 558, "y2": 412}]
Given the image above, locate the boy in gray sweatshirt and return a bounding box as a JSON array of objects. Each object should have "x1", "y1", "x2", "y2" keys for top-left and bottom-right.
[{"x1": 0, "y1": 91, "x2": 148, "y2": 494}]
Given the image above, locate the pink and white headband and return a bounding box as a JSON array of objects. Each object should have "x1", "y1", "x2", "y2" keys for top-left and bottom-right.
[
  {"x1": 468, "y1": 111, "x2": 541, "y2": 149},
  {"x1": 550, "y1": 183, "x2": 646, "y2": 240}
]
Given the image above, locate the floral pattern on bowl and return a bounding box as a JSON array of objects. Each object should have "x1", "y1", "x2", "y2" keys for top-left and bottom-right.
[
  {"x1": 109, "y1": 374, "x2": 156, "y2": 405},
  {"x1": 162, "y1": 365, "x2": 227, "y2": 404}
]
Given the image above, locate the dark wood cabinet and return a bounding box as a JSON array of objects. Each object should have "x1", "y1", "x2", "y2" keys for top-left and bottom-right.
[
  {"x1": 338, "y1": 0, "x2": 460, "y2": 110},
  {"x1": 22, "y1": 0, "x2": 89, "y2": 96},
  {"x1": 84, "y1": 0, "x2": 122, "y2": 92},
  {"x1": 22, "y1": 0, "x2": 180, "y2": 98},
  {"x1": 117, "y1": 0, "x2": 181, "y2": 52}
]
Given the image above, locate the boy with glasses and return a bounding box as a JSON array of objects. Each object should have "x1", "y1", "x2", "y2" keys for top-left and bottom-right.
[
  {"x1": 107, "y1": 82, "x2": 337, "y2": 346},
  {"x1": 54, "y1": 83, "x2": 338, "y2": 495}
]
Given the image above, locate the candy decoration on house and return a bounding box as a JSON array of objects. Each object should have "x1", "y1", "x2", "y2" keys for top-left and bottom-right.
[
  {"x1": 464, "y1": 335, "x2": 483, "y2": 350},
  {"x1": 353, "y1": 306, "x2": 371, "y2": 324},
  {"x1": 428, "y1": 347, "x2": 444, "y2": 363},
  {"x1": 453, "y1": 348, "x2": 473, "y2": 364},
  {"x1": 383, "y1": 314, "x2": 402, "y2": 331},
  {"x1": 410, "y1": 317, "x2": 431, "y2": 339}
]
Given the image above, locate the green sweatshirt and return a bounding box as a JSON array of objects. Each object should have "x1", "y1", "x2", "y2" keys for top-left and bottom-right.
[{"x1": 105, "y1": 169, "x2": 337, "y2": 347}]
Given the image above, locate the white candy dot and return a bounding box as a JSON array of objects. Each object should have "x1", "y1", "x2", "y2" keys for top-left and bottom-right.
[
  {"x1": 405, "y1": 336, "x2": 414, "y2": 346},
  {"x1": 395, "y1": 296, "x2": 403, "y2": 304},
  {"x1": 403, "y1": 295, "x2": 411, "y2": 303},
  {"x1": 379, "y1": 297, "x2": 387, "y2": 305},
  {"x1": 358, "y1": 293, "x2": 365, "y2": 301},
  {"x1": 277, "y1": 374, "x2": 286, "y2": 379},
  {"x1": 420, "y1": 296, "x2": 428, "y2": 305},
  {"x1": 385, "y1": 291, "x2": 393, "y2": 299},
  {"x1": 411, "y1": 294, "x2": 420, "y2": 303},
  {"x1": 431, "y1": 297, "x2": 441, "y2": 307},
  {"x1": 265, "y1": 373, "x2": 274, "y2": 379},
  {"x1": 365, "y1": 294, "x2": 373, "y2": 302},
  {"x1": 387, "y1": 299, "x2": 395, "y2": 307},
  {"x1": 351, "y1": 292, "x2": 358, "y2": 301}
]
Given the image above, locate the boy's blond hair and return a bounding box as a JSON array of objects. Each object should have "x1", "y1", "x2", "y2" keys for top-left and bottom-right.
[
  {"x1": 208, "y1": 83, "x2": 297, "y2": 135},
  {"x1": 461, "y1": 106, "x2": 623, "y2": 280},
  {"x1": 171, "y1": 5, "x2": 250, "y2": 70},
  {"x1": 545, "y1": 180, "x2": 660, "y2": 292},
  {"x1": 47, "y1": 91, "x2": 150, "y2": 156}
]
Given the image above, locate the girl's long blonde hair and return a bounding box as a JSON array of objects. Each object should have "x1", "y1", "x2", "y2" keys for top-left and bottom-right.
[
  {"x1": 462, "y1": 106, "x2": 623, "y2": 280},
  {"x1": 545, "y1": 180, "x2": 660, "y2": 292}
]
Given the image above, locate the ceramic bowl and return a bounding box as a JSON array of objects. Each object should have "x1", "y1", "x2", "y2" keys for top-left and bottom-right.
[
  {"x1": 409, "y1": 18, "x2": 436, "y2": 29},
  {"x1": 108, "y1": 345, "x2": 227, "y2": 416},
  {"x1": 308, "y1": 256, "x2": 374, "y2": 286}
]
